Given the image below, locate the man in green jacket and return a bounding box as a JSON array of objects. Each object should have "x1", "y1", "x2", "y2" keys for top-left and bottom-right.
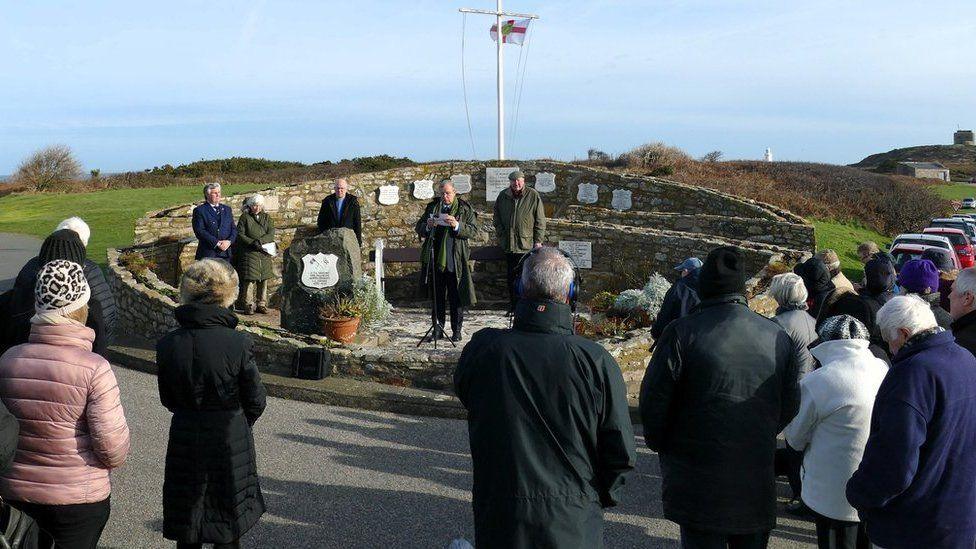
[
  {"x1": 493, "y1": 170, "x2": 546, "y2": 312},
  {"x1": 416, "y1": 180, "x2": 479, "y2": 342}
]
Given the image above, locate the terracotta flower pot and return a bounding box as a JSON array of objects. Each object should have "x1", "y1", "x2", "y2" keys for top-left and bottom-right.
[{"x1": 321, "y1": 316, "x2": 361, "y2": 343}]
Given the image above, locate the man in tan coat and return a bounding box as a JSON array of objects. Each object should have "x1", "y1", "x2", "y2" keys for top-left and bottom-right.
[
  {"x1": 818, "y1": 249, "x2": 857, "y2": 296},
  {"x1": 493, "y1": 170, "x2": 546, "y2": 312}
]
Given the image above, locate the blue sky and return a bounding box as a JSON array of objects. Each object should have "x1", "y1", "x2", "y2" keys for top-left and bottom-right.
[{"x1": 1, "y1": 0, "x2": 974, "y2": 173}]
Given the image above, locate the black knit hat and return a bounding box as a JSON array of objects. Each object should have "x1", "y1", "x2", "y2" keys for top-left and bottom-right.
[
  {"x1": 38, "y1": 229, "x2": 86, "y2": 266},
  {"x1": 699, "y1": 246, "x2": 747, "y2": 298}
]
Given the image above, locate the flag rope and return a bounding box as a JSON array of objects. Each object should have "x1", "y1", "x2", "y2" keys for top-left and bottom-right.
[
  {"x1": 510, "y1": 24, "x2": 534, "y2": 156},
  {"x1": 460, "y1": 12, "x2": 478, "y2": 159}
]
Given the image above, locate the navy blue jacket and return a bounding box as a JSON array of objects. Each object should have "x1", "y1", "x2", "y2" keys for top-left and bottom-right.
[
  {"x1": 847, "y1": 330, "x2": 976, "y2": 549},
  {"x1": 651, "y1": 269, "x2": 700, "y2": 340},
  {"x1": 192, "y1": 203, "x2": 237, "y2": 260}
]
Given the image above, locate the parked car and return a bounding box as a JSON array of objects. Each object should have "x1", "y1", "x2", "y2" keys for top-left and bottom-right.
[
  {"x1": 964, "y1": 197, "x2": 976, "y2": 209},
  {"x1": 923, "y1": 227, "x2": 974, "y2": 268},
  {"x1": 891, "y1": 233, "x2": 956, "y2": 258},
  {"x1": 931, "y1": 218, "x2": 976, "y2": 241},
  {"x1": 890, "y1": 243, "x2": 962, "y2": 272}
]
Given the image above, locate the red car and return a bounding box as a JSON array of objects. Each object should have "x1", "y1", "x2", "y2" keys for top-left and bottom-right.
[{"x1": 923, "y1": 227, "x2": 974, "y2": 268}]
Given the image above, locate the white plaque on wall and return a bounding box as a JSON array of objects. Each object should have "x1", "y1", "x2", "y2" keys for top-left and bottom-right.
[
  {"x1": 611, "y1": 189, "x2": 633, "y2": 211},
  {"x1": 301, "y1": 253, "x2": 339, "y2": 288},
  {"x1": 377, "y1": 184, "x2": 400, "y2": 205},
  {"x1": 558, "y1": 241, "x2": 593, "y2": 269},
  {"x1": 486, "y1": 167, "x2": 518, "y2": 202},
  {"x1": 450, "y1": 174, "x2": 472, "y2": 194},
  {"x1": 577, "y1": 182, "x2": 599, "y2": 204},
  {"x1": 412, "y1": 180, "x2": 435, "y2": 200},
  {"x1": 534, "y1": 172, "x2": 556, "y2": 193}
]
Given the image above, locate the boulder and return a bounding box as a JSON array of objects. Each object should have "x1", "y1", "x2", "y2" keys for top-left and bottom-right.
[{"x1": 280, "y1": 228, "x2": 362, "y2": 334}]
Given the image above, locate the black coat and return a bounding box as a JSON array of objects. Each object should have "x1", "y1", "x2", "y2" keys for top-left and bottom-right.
[
  {"x1": 952, "y1": 309, "x2": 976, "y2": 357},
  {"x1": 1, "y1": 257, "x2": 116, "y2": 357},
  {"x1": 651, "y1": 269, "x2": 701, "y2": 340},
  {"x1": 454, "y1": 299, "x2": 637, "y2": 549},
  {"x1": 156, "y1": 304, "x2": 267, "y2": 544},
  {"x1": 317, "y1": 194, "x2": 362, "y2": 246},
  {"x1": 640, "y1": 294, "x2": 801, "y2": 534}
]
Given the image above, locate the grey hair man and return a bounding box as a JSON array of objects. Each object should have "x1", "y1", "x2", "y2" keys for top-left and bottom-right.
[
  {"x1": 949, "y1": 267, "x2": 976, "y2": 355},
  {"x1": 454, "y1": 246, "x2": 635, "y2": 548},
  {"x1": 191, "y1": 182, "x2": 236, "y2": 260},
  {"x1": 317, "y1": 177, "x2": 362, "y2": 245}
]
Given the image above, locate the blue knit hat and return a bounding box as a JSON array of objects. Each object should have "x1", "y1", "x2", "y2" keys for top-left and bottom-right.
[{"x1": 897, "y1": 259, "x2": 940, "y2": 295}]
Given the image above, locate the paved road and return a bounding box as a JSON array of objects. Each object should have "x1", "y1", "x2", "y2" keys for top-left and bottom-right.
[
  {"x1": 102, "y1": 366, "x2": 817, "y2": 548},
  {"x1": 0, "y1": 233, "x2": 42, "y2": 290}
]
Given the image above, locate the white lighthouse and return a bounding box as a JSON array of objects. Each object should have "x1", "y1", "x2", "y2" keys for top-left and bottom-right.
[{"x1": 764, "y1": 148, "x2": 773, "y2": 162}]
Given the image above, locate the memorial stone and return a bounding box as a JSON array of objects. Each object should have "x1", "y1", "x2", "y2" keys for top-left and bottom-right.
[
  {"x1": 534, "y1": 172, "x2": 556, "y2": 193},
  {"x1": 377, "y1": 184, "x2": 400, "y2": 205},
  {"x1": 280, "y1": 228, "x2": 363, "y2": 334},
  {"x1": 611, "y1": 189, "x2": 633, "y2": 211},
  {"x1": 413, "y1": 180, "x2": 435, "y2": 200},
  {"x1": 558, "y1": 240, "x2": 593, "y2": 269},
  {"x1": 486, "y1": 167, "x2": 517, "y2": 202},
  {"x1": 577, "y1": 182, "x2": 599, "y2": 204},
  {"x1": 451, "y1": 174, "x2": 473, "y2": 194}
]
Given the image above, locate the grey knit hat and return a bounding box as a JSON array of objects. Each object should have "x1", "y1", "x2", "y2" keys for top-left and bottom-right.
[
  {"x1": 817, "y1": 314, "x2": 870, "y2": 342},
  {"x1": 34, "y1": 260, "x2": 90, "y2": 315}
]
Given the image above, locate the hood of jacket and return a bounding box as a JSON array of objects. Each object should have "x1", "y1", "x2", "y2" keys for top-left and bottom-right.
[
  {"x1": 175, "y1": 303, "x2": 239, "y2": 330},
  {"x1": 864, "y1": 258, "x2": 896, "y2": 297},
  {"x1": 810, "y1": 338, "x2": 874, "y2": 367},
  {"x1": 513, "y1": 299, "x2": 573, "y2": 335},
  {"x1": 28, "y1": 322, "x2": 95, "y2": 351}
]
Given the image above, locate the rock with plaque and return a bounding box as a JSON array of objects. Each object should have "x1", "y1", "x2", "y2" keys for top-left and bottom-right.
[
  {"x1": 450, "y1": 174, "x2": 472, "y2": 194},
  {"x1": 558, "y1": 240, "x2": 593, "y2": 269},
  {"x1": 534, "y1": 172, "x2": 556, "y2": 193},
  {"x1": 377, "y1": 184, "x2": 400, "y2": 206},
  {"x1": 412, "y1": 180, "x2": 435, "y2": 200},
  {"x1": 280, "y1": 228, "x2": 363, "y2": 334},
  {"x1": 577, "y1": 183, "x2": 599, "y2": 204},
  {"x1": 611, "y1": 189, "x2": 633, "y2": 211},
  {"x1": 486, "y1": 167, "x2": 518, "y2": 202}
]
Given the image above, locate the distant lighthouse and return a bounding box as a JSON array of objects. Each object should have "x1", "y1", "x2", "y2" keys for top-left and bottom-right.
[{"x1": 764, "y1": 148, "x2": 773, "y2": 162}]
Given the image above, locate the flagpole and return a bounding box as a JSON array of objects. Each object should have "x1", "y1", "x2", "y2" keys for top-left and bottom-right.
[{"x1": 496, "y1": 0, "x2": 504, "y2": 160}]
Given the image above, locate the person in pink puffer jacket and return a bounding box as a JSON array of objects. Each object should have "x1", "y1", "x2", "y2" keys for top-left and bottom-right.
[{"x1": 0, "y1": 259, "x2": 130, "y2": 549}]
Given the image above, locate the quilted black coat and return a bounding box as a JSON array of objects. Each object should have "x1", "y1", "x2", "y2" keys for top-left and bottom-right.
[{"x1": 156, "y1": 303, "x2": 267, "y2": 545}]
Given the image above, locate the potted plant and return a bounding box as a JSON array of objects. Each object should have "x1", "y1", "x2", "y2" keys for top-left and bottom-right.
[{"x1": 319, "y1": 293, "x2": 366, "y2": 343}]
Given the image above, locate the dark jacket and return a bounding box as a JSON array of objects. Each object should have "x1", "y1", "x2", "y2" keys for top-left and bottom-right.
[
  {"x1": 454, "y1": 299, "x2": 636, "y2": 549},
  {"x1": 157, "y1": 304, "x2": 267, "y2": 545},
  {"x1": 235, "y1": 210, "x2": 276, "y2": 281},
  {"x1": 822, "y1": 292, "x2": 891, "y2": 365},
  {"x1": 951, "y1": 309, "x2": 976, "y2": 357},
  {"x1": 651, "y1": 269, "x2": 701, "y2": 340},
  {"x1": 2, "y1": 257, "x2": 115, "y2": 357},
  {"x1": 915, "y1": 292, "x2": 953, "y2": 330},
  {"x1": 795, "y1": 258, "x2": 836, "y2": 322},
  {"x1": 415, "y1": 198, "x2": 479, "y2": 307},
  {"x1": 192, "y1": 202, "x2": 237, "y2": 260},
  {"x1": 773, "y1": 306, "x2": 818, "y2": 375},
  {"x1": 640, "y1": 294, "x2": 801, "y2": 534},
  {"x1": 847, "y1": 330, "x2": 976, "y2": 549},
  {"x1": 0, "y1": 399, "x2": 18, "y2": 475},
  {"x1": 317, "y1": 194, "x2": 362, "y2": 246},
  {"x1": 492, "y1": 186, "x2": 546, "y2": 253}
]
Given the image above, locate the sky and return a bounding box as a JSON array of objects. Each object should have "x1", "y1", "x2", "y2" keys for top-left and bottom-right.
[{"x1": 1, "y1": 0, "x2": 974, "y2": 174}]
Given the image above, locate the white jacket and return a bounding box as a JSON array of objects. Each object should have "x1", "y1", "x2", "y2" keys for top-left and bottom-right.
[{"x1": 783, "y1": 338, "x2": 888, "y2": 521}]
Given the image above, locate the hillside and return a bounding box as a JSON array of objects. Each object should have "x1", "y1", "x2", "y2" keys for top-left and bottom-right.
[{"x1": 852, "y1": 144, "x2": 976, "y2": 181}]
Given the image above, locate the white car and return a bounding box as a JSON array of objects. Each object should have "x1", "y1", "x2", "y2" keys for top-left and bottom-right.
[{"x1": 962, "y1": 197, "x2": 976, "y2": 209}]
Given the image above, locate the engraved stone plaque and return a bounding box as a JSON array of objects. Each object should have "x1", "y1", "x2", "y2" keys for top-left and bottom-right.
[
  {"x1": 534, "y1": 172, "x2": 556, "y2": 193},
  {"x1": 301, "y1": 253, "x2": 339, "y2": 288},
  {"x1": 611, "y1": 189, "x2": 633, "y2": 211},
  {"x1": 558, "y1": 241, "x2": 592, "y2": 269},
  {"x1": 486, "y1": 167, "x2": 518, "y2": 202},
  {"x1": 577, "y1": 183, "x2": 599, "y2": 204},
  {"x1": 450, "y1": 174, "x2": 472, "y2": 194},
  {"x1": 412, "y1": 180, "x2": 435, "y2": 200},
  {"x1": 377, "y1": 184, "x2": 400, "y2": 205}
]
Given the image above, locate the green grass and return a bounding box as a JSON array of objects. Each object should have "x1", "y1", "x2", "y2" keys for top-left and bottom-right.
[
  {"x1": 928, "y1": 183, "x2": 976, "y2": 202},
  {"x1": 0, "y1": 184, "x2": 269, "y2": 266},
  {"x1": 812, "y1": 218, "x2": 892, "y2": 281}
]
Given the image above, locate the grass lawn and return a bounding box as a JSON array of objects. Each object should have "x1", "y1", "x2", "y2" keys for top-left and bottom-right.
[
  {"x1": 928, "y1": 182, "x2": 976, "y2": 202},
  {"x1": 0, "y1": 184, "x2": 269, "y2": 266},
  {"x1": 811, "y1": 218, "x2": 892, "y2": 281}
]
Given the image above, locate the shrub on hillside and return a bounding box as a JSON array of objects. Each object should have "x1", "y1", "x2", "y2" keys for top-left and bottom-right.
[
  {"x1": 12, "y1": 145, "x2": 83, "y2": 192},
  {"x1": 618, "y1": 142, "x2": 693, "y2": 174}
]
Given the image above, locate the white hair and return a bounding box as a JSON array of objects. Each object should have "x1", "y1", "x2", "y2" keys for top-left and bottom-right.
[
  {"x1": 55, "y1": 217, "x2": 90, "y2": 247},
  {"x1": 877, "y1": 295, "x2": 938, "y2": 343},
  {"x1": 956, "y1": 268, "x2": 976, "y2": 298},
  {"x1": 243, "y1": 194, "x2": 265, "y2": 210},
  {"x1": 520, "y1": 247, "x2": 575, "y2": 302},
  {"x1": 203, "y1": 182, "x2": 221, "y2": 197},
  {"x1": 769, "y1": 273, "x2": 808, "y2": 308}
]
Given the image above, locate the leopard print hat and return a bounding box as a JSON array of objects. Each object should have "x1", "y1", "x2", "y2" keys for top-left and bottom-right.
[{"x1": 34, "y1": 259, "x2": 91, "y2": 315}]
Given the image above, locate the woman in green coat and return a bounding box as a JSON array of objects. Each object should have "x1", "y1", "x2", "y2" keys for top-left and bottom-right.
[{"x1": 235, "y1": 195, "x2": 276, "y2": 314}]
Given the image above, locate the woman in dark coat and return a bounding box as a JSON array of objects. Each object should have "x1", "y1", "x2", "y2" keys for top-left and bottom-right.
[
  {"x1": 156, "y1": 259, "x2": 267, "y2": 549},
  {"x1": 234, "y1": 194, "x2": 276, "y2": 315}
]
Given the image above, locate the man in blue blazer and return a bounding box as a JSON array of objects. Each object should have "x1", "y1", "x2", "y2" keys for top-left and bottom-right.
[{"x1": 192, "y1": 182, "x2": 237, "y2": 260}]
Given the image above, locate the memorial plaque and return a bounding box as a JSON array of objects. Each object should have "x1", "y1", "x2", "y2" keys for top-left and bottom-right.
[
  {"x1": 558, "y1": 241, "x2": 592, "y2": 269},
  {"x1": 412, "y1": 180, "x2": 435, "y2": 200},
  {"x1": 534, "y1": 172, "x2": 556, "y2": 193},
  {"x1": 577, "y1": 182, "x2": 599, "y2": 204},
  {"x1": 263, "y1": 195, "x2": 280, "y2": 212},
  {"x1": 486, "y1": 166, "x2": 518, "y2": 202},
  {"x1": 301, "y1": 253, "x2": 340, "y2": 288},
  {"x1": 377, "y1": 184, "x2": 400, "y2": 205},
  {"x1": 611, "y1": 189, "x2": 633, "y2": 211},
  {"x1": 451, "y1": 174, "x2": 472, "y2": 194}
]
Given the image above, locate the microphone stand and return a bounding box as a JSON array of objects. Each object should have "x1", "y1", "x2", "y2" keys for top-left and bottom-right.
[{"x1": 418, "y1": 200, "x2": 456, "y2": 349}]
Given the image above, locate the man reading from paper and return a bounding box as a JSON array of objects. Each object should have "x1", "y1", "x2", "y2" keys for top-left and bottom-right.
[{"x1": 415, "y1": 180, "x2": 479, "y2": 342}]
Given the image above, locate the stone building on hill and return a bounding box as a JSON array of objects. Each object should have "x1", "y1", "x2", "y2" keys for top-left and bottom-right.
[
  {"x1": 954, "y1": 130, "x2": 975, "y2": 146},
  {"x1": 896, "y1": 161, "x2": 950, "y2": 181}
]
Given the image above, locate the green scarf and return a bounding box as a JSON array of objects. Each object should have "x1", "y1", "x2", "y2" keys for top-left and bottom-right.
[{"x1": 436, "y1": 200, "x2": 459, "y2": 271}]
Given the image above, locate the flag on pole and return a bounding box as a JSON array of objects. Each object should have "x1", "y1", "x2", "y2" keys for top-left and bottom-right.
[{"x1": 490, "y1": 19, "x2": 530, "y2": 45}]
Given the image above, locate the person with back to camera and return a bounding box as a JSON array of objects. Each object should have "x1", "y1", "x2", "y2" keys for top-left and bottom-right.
[{"x1": 156, "y1": 259, "x2": 267, "y2": 549}]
